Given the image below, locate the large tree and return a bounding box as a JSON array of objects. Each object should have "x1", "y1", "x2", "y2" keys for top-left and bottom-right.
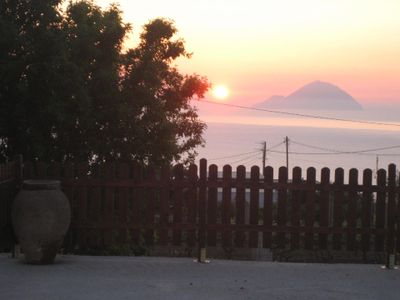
[{"x1": 0, "y1": 0, "x2": 208, "y2": 165}]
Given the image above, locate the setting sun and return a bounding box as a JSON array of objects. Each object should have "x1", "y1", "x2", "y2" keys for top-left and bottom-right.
[{"x1": 212, "y1": 85, "x2": 229, "y2": 100}]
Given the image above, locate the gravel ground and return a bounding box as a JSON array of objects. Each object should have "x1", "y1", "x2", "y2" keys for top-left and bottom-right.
[{"x1": 0, "y1": 254, "x2": 399, "y2": 300}]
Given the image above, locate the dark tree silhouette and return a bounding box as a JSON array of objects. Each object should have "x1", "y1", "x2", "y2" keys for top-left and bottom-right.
[{"x1": 0, "y1": 0, "x2": 209, "y2": 165}]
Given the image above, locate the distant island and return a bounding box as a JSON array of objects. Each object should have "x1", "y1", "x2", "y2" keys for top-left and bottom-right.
[{"x1": 255, "y1": 81, "x2": 362, "y2": 110}]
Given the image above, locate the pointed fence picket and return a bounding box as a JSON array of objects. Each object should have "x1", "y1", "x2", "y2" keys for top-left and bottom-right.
[{"x1": 0, "y1": 156, "x2": 22, "y2": 252}]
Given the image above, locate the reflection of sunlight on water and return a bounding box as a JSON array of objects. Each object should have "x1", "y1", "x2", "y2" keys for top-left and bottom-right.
[
  {"x1": 199, "y1": 114, "x2": 400, "y2": 132},
  {"x1": 195, "y1": 118, "x2": 400, "y2": 183},
  {"x1": 194, "y1": 103, "x2": 400, "y2": 182},
  {"x1": 194, "y1": 101, "x2": 400, "y2": 132}
]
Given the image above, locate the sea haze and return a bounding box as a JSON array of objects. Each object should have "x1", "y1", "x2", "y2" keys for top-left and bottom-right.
[{"x1": 194, "y1": 107, "x2": 400, "y2": 182}]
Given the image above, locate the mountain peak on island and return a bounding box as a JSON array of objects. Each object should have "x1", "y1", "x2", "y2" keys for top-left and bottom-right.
[{"x1": 255, "y1": 81, "x2": 362, "y2": 110}]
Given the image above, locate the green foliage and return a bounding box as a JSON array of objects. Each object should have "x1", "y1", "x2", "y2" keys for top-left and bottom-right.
[{"x1": 0, "y1": 0, "x2": 209, "y2": 164}]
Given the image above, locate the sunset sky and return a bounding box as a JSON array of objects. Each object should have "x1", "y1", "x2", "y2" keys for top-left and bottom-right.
[{"x1": 95, "y1": 0, "x2": 400, "y2": 106}]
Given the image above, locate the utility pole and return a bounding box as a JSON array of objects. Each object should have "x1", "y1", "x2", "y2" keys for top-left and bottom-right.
[
  {"x1": 285, "y1": 136, "x2": 289, "y2": 172},
  {"x1": 262, "y1": 141, "x2": 267, "y2": 175},
  {"x1": 375, "y1": 155, "x2": 379, "y2": 179}
]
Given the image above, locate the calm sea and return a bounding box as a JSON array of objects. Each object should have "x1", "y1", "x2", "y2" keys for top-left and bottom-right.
[{"x1": 194, "y1": 107, "x2": 400, "y2": 183}]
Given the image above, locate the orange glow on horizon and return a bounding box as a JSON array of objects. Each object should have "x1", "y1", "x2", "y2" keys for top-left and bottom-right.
[{"x1": 95, "y1": 0, "x2": 400, "y2": 106}]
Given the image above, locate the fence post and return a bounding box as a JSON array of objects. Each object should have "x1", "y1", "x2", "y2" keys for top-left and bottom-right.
[
  {"x1": 397, "y1": 168, "x2": 400, "y2": 264},
  {"x1": 375, "y1": 169, "x2": 386, "y2": 252},
  {"x1": 263, "y1": 166, "x2": 273, "y2": 249},
  {"x1": 386, "y1": 164, "x2": 396, "y2": 269},
  {"x1": 13, "y1": 154, "x2": 23, "y2": 185},
  {"x1": 305, "y1": 167, "x2": 316, "y2": 250},
  {"x1": 187, "y1": 164, "x2": 198, "y2": 247},
  {"x1": 347, "y1": 168, "x2": 358, "y2": 251},
  {"x1": 277, "y1": 167, "x2": 288, "y2": 249},
  {"x1": 319, "y1": 168, "x2": 330, "y2": 250},
  {"x1": 11, "y1": 154, "x2": 23, "y2": 258},
  {"x1": 361, "y1": 169, "x2": 373, "y2": 258},
  {"x1": 207, "y1": 164, "x2": 218, "y2": 247},
  {"x1": 333, "y1": 168, "x2": 344, "y2": 250},
  {"x1": 197, "y1": 159, "x2": 207, "y2": 262},
  {"x1": 172, "y1": 164, "x2": 183, "y2": 246},
  {"x1": 222, "y1": 165, "x2": 232, "y2": 249},
  {"x1": 249, "y1": 166, "x2": 260, "y2": 248}
]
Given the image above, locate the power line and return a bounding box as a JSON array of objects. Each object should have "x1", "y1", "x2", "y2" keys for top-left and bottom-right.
[
  {"x1": 289, "y1": 157, "x2": 340, "y2": 168},
  {"x1": 290, "y1": 140, "x2": 400, "y2": 154},
  {"x1": 290, "y1": 140, "x2": 349, "y2": 153},
  {"x1": 207, "y1": 139, "x2": 400, "y2": 164},
  {"x1": 364, "y1": 153, "x2": 400, "y2": 157},
  {"x1": 268, "y1": 150, "x2": 334, "y2": 166},
  {"x1": 247, "y1": 156, "x2": 263, "y2": 166},
  {"x1": 230, "y1": 154, "x2": 261, "y2": 165},
  {"x1": 268, "y1": 149, "x2": 400, "y2": 156},
  {"x1": 267, "y1": 150, "x2": 378, "y2": 169},
  {"x1": 208, "y1": 150, "x2": 260, "y2": 161},
  {"x1": 288, "y1": 140, "x2": 400, "y2": 156},
  {"x1": 197, "y1": 99, "x2": 400, "y2": 128},
  {"x1": 267, "y1": 141, "x2": 285, "y2": 151}
]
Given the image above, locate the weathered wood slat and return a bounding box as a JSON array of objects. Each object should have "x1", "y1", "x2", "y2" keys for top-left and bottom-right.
[
  {"x1": 91, "y1": 165, "x2": 103, "y2": 248},
  {"x1": 347, "y1": 169, "x2": 358, "y2": 251},
  {"x1": 130, "y1": 163, "x2": 142, "y2": 244},
  {"x1": 386, "y1": 164, "x2": 396, "y2": 255},
  {"x1": 78, "y1": 164, "x2": 89, "y2": 250},
  {"x1": 48, "y1": 162, "x2": 61, "y2": 179},
  {"x1": 319, "y1": 168, "x2": 330, "y2": 249},
  {"x1": 304, "y1": 168, "x2": 316, "y2": 250},
  {"x1": 361, "y1": 169, "x2": 373, "y2": 252},
  {"x1": 397, "y1": 170, "x2": 400, "y2": 252},
  {"x1": 172, "y1": 164, "x2": 184, "y2": 246},
  {"x1": 249, "y1": 166, "x2": 260, "y2": 248},
  {"x1": 290, "y1": 167, "x2": 301, "y2": 250},
  {"x1": 375, "y1": 169, "x2": 386, "y2": 251},
  {"x1": 207, "y1": 164, "x2": 218, "y2": 247},
  {"x1": 0, "y1": 160, "x2": 19, "y2": 251},
  {"x1": 277, "y1": 167, "x2": 288, "y2": 249},
  {"x1": 36, "y1": 161, "x2": 47, "y2": 178},
  {"x1": 158, "y1": 166, "x2": 170, "y2": 245},
  {"x1": 76, "y1": 164, "x2": 89, "y2": 224},
  {"x1": 63, "y1": 163, "x2": 79, "y2": 250},
  {"x1": 333, "y1": 168, "x2": 344, "y2": 250},
  {"x1": 117, "y1": 163, "x2": 130, "y2": 244},
  {"x1": 23, "y1": 161, "x2": 34, "y2": 179},
  {"x1": 263, "y1": 166, "x2": 273, "y2": 248},
  {"x1": 0, "y1": 178, "x2": 5, "y2": 226},
  {"x1": 187, "y1": 164, "x2": 198, "y2": 247},
  {"x1": 145, "y1": 166, "x2": 157, "y2": 245},
  {"x1": 221, "y1": 165, "x2": 232, "y2": 248},
  {"x1": 198, "y1": 159, "x2": 207, "y2": 250},
  {"x1": 235, "y1": 165, "x2": 246, "y2": 247},
  {"x1": 104, "y1": 163, "x2": 116, "y2": 247}
]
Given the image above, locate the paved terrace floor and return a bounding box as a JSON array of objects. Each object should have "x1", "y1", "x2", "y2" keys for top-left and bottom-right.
[{"x1": 0, "y1": 254, "x2": 399, "y2": 300}]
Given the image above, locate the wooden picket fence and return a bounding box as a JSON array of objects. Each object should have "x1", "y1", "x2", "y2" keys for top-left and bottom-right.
[
  {"x1": 0, "y1": 156, "x2": 22, "y2": 251},
  {"x1": 1, "y1": 157, "x2": 400, "y2": 261}
]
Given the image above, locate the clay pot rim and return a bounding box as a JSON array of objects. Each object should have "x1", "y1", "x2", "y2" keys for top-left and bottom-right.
[{"x1": 22, "y1": 180, "x2": 61, "y2": 190}]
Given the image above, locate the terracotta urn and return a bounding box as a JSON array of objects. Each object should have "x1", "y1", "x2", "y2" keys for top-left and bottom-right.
[{"x1": 12, "y1": 180, "x2": 71, "y2": 264}]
